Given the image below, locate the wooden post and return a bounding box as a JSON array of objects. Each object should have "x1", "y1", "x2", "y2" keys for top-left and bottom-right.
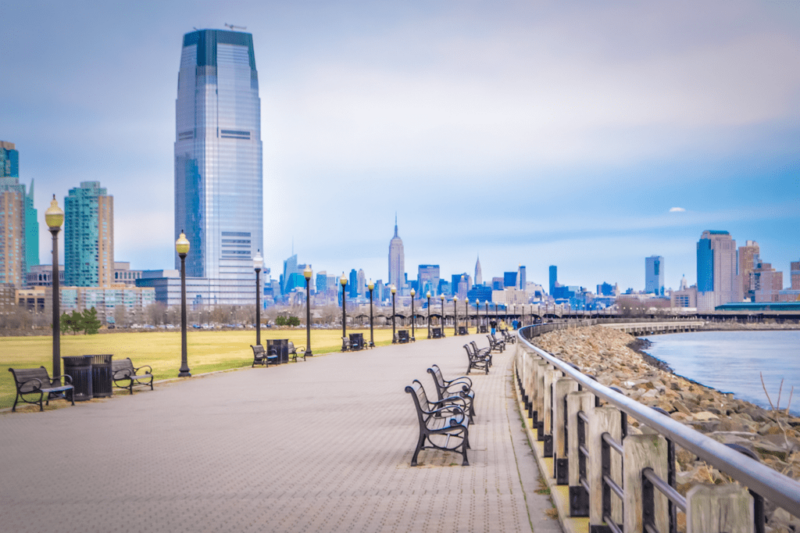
[
  {"x1": 623, "y1": 434, "x2": 669, "y2": 533},
  {"x1": 554, "y1": 377, "x2": 579, "y2": 484},
  {"x1": 567, "y1": 391, "x2": 594, "y2": 516},
  {"x1": 526, "y1": 354, "x2": 539, "y2": 421},
  {"x1": 686, "y1": 484, "x2": 753, "y2": 533},
  {"x1": 588, "y1": 406, "x2": 622, "y2": 527},
  {"x1": 535, "y1": 361, "x2": 548, "y2": 438}
]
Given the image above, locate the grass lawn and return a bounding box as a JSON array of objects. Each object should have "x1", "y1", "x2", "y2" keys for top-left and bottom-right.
[{"x1": 0, "y1": 326, "x2": 477, "y2": 410}]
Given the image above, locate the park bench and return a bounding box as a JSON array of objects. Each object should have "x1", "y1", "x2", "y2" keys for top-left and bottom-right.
[
  {"x1": 487, "y1": 334, "x2": 505, "y2": 353},
  {"x1": 111, "y1": 358, "x2": 154, "y2": 394},
  {"x1": 397, "y1": 330, "x2": 410, "y2": 343},
  {"x1": 427, "y1": 364, "x2": 475, "y2": 421},
  {"x1": 405, "y1": 379, "x2": 470, "y2": 466},
  {"x1": 341, "y1": 337, "x2": 351, "y2": 351},
  {"x1": 500, "y1": 329, "x2": 516, "y2": 344},
  {"x1": 288, "y1": 341, "x2": 306, "y2": 362},
  {"x1": 8, "y1": 367, "x2": 74, "y2": 412},
  {"x1": 469, "y1": 340, "x2": 491, "y2": 359},
  {"x1": 251, "y1": 344, "x2": 279, "y2": 367},
  {"x1": 464, "y1": 344, "x2": 492, "y2": 374}
]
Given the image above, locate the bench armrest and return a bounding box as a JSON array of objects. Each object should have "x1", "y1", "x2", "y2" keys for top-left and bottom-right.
[
  {"x1": 294, "y1": 345, "x2": 306, "y2": 353},
  {"x1": 133, "y1": 365, "x2": 153, "y2": 374},
  {"x1": 51, "y1": 374, "x2": 73, "y2": 386},
  {"x1": 443, "y1": 376, "x2": 472, "y2": 388},
  {"x1": 113, "y1": 369, "x2": 132, "y2": 379}
]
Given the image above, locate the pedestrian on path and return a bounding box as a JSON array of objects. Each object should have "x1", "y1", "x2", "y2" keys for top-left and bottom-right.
[{"x1": 490, "y1": 319, "x2": 497, "y2": 336}]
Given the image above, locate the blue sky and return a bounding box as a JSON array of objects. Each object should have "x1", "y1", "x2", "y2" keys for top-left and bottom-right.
[{"x1": 1, "y1": 1, "x2": 798, "y2": 291}]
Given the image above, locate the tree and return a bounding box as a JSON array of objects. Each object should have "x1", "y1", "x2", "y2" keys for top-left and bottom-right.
[
  {"x1": 286, "y1": 316, "x2": 300, "y2": 327},
  {"x1": 275, "y1": 315, "x2": 287, "y2": 326},
  {"x1": 61, "y1": 310, "x2": 85, "y2": 335},
  {"x1": 82, "y1": 307, "x2": 102, "y2": 335}
]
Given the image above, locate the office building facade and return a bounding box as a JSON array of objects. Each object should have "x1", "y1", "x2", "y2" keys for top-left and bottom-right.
[
  {"x1": 0, "y1": 141, "x2": 30, "y2": 287},
  {"x1": 792, "y1": 260, "x2": 800, "y2": 291},
  {"x1": 418, "y1": 264, "x2": 440, "y2": 296},
  {"x1": 645, "y1": 256, "x2": 664, "y2": 295},
  {"x1": 696, "y1": 230, "x2": 739, "y2": 311},
  {"x1": 518, "y1": 265, "x2": 526, "y2": 291},
  {"x1": 503, "y1": 272, "x2": 517, "y2": 288},
  {"x1": 738, "y1": 240, "x2": 760, "y2": 301},
  {"x1": 549, "y1": 265, "x2": 557, "y2": 295},
  {"x1": 174, "y1": 29, "x2": 263, "y2": 304},
  {"x1": 64, "y1": 181, "x2": 114, "y2": 287}
]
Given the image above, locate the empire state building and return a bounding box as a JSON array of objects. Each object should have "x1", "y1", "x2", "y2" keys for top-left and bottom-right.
[{"x1": 388, "y1": 216, "x2": 405, "y2": 290}]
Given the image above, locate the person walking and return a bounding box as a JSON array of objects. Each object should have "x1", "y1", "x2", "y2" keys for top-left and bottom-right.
[{"x1": 490, "y1": 319, "x2": 497, "y2": 336}]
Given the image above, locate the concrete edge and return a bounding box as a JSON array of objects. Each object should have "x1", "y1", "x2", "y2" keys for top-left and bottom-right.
[{"x1": 512, "y1": 358, "x2": 590, "y2": 533}]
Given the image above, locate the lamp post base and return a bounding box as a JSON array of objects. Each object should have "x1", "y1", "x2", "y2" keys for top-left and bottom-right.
[
  {"x1": 305, "y1": 350, "x2": 313, "y2": 357},
  {"x1": 179, "y1": 369, "x2": 192, "y2": 377}
]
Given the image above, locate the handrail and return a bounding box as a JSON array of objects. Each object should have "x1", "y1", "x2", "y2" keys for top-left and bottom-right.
[{"x1": 517, "y1": 323, "x2": 800, "y2": 517}]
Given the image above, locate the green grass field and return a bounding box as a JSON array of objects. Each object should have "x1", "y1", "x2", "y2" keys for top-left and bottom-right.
[{"x1": 0, "y1": 326, "x2": 476, "y2": 410}]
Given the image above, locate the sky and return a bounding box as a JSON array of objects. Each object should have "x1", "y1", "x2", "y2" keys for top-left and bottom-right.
[{"x1": 1, "y1": 1, "x2": 799, "y2": 292}]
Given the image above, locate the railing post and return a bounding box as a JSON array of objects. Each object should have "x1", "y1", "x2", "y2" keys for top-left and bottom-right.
[
  {"x1": 554, "y1": 377, "x2": 579, "y2": 484},
  {"x1": 589, "y1": 406, "x2": 622, "y2": 529},
  {"x1": 686, "y1": 484, "x2": 753, "y2": 533},
  {"x1": 542, "y1": 367, "x2": 561, "y2": 457},
  {"x1": 526, "y1": 353, "x2": 539, "y2": 422},
  {"x1": 624, "y1": 434, "x2": 668, "y2": 533},
  {"x1": 535, "y1": 360, "x2": 548, "y2": 440},
  {"x1": 568, "y1": 391, "x2": 594, "y2": 517}
]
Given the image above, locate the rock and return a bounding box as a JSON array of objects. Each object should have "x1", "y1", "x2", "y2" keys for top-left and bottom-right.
[{"x1": 694, "y1": 411, "x2": 720, "y2": 421}]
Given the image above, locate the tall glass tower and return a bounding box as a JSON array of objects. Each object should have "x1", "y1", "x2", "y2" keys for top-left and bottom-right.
[{"x1": 174, "y1": 29, "x2": 263, "y2": 303}]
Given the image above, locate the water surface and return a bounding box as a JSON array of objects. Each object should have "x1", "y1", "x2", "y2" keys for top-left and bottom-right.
[{"x1": 641, "y1": 330, "x2": 800, "y2": 415}]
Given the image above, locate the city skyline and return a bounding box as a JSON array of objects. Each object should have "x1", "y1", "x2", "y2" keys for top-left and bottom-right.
[{"x1": 1, "y1": 2, "x2": 799, "y2": 292}]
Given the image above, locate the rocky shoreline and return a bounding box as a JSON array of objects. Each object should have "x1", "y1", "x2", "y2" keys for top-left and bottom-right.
[{"x1": 532, "y1": 326, "x2": 800, "y2": 532}]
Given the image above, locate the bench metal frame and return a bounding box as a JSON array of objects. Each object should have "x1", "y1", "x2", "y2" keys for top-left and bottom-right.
[
  {"x1": 8, "y1": 367, "x2": 74, "y2": 412},
  {"x1": 405, "y1": 379, "x2": 470, "y2": 466},
  {"x1": 111, "y1": 358, "x2": 154, "y2": 395}
]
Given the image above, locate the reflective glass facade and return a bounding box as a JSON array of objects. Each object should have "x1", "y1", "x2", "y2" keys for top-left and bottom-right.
[{"x1": 175, "y1": 30, "x2": 263, "y2": 303}]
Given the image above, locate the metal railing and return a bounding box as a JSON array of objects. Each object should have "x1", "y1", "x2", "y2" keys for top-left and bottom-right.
[{"x1": 516, "y1": 323, "x2": 800, "y2": 533}]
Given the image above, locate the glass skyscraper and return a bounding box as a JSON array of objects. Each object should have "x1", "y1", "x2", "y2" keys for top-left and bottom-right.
[
  {"x1": 174, "y1": 29, "x2": 263, "y2": 304},
  {"x1": 64, "y1": 181, "x2": 114, "y2": 287}
]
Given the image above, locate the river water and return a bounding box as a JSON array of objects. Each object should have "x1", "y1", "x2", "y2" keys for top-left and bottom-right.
[{"x1": 641, "y1": 330, "x2": 800, "y2": 416}]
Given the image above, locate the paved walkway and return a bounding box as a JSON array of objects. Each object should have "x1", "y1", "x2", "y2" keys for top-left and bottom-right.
[{"x1": 0, "y1": 335, "x2": 561, "y2": 533}]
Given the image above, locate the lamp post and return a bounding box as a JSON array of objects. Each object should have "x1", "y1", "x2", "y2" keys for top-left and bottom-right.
[
  {"x1": 367, "y1": 279, "x2": 375, "y2": 348},
  {"x1": 475, "y1": 299, "x2": 480, "y2": 333},
  {"x1": 303, "y1": 265, "x2": 313, "y2": 356},
  {"x1": 453, "y1": 295, "x2": 459, "y2": 336},
  {"x1": 45, "y1": 196, "x2": 64, "y2": 378},
  {"x1": 391, "y1": 285, "x2": 397, "y2": 343},
  {"x1": 464, "y1": 297, "x2": 469, "y2": 334},
  {"x1": 176, "y1": 230, "x2": 191, "y2": 377},
  {"x1": 439, "y1": 293, "x2": 446, "y2": 337},
  {"x1": 410, "y1": 288, "x2": 416, "y2": 340},
  {"x1": 426, "y1": 291, "x2": 431, "y2": 338},
  {"x1": 253, "y1": 250, "x2": 263, "y2": 346},
  {"x1": 340, "y1": 273, "x2": 348, "y2": 351}
]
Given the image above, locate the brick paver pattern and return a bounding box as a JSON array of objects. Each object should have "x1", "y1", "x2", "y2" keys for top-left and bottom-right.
[{"x1": 0, "y1": 335, "x2": 561, "y2": 532}]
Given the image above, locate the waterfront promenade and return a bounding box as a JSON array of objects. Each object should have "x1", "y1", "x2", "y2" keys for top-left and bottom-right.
[{"x1": 0, "y1": 335, "x2": 560, "y2": 532}]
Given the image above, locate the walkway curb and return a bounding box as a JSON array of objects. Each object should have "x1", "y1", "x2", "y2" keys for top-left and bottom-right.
[{"x1": 512, "y1": 347, "x2": 589, "y2": 533}]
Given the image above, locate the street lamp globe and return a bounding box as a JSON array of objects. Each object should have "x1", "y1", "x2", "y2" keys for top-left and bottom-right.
[
  {"x1": 368, "y1": 279, "x2": 375, "y2": 291},
  {"x1": 254, "y1": 250, "x2": 264, "y2": 272},
  {"x1": 426, "y1": 291, "x2": 431, "y2": 299},
  {"x1": 391, "y1": 285, "x2": 396, "y2": 294},
  {"x1": 45, "y1": 195, "x2": 64, "y2": 229},
  {"x1": 410, "y1": 288, "x2": 415, "y2": 297},
  {"x1": 340, "y1": 273, "x2": 348, "y2": 287},
  {"x1": 303, "y1": 264, "x2": 312, "y2": 280},
  {"x1": 453, "y1": 295, "x2": 458, "y2": 302},
  {"x1": 175, "y1": 231, "x2": 190, "y2": 256}
]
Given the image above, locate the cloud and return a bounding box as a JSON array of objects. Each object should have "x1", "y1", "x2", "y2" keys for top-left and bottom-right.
[{"x1": 669, "y1": 207, "x2": 686, "y2": 213}]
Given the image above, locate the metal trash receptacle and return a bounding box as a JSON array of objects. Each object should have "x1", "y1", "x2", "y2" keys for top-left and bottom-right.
[
  {"x1": 90, "y1": 354, "x2": 113, "y2": 398},
  {"x1": 267, "y1": 339, "x2": 289, "y2": 364},
  {"x1": 63, "y1": 355, "x2": 93, "y2": 401}
]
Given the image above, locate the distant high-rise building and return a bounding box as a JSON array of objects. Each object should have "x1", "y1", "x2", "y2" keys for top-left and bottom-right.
[
  {"x1": 697, "y1": 230, "x2": 738, "y2": 311},
  {"x1": 388, "y1": 215, "x2": 404, "y2": 290},
  {"x1": 549, "y1": 265, "x2": 557, "y2": 295},
  {"x1": 282, "y1": 254, "x2": 300, "y2": 294},
  {"x1": 315, "y1": 271, "x2": 328, "y2": 295},
  {"x1": 349, "y1": 269, "x2": 358, "y2": 298},
  {"x1": 0, "y1": 141, "x2": 26, "y2": 287},
  {"x1": 738, "y1": 240, "x2": 760, "y2": 301},
  {"x1": 475, "y1": 256, "x2": 482, "y2": 286},
  {"x1": 24, "y1": 179, "x2": 38, "y2": 273},
  {"x1": 597, "y1": 282, "x2": 617, "y2": 297},
  {"x1": 357, "y1": 269, "x2": 365, "y2": 297},
  {"x1": 174, "y1": 29, "x2": 263, "y2": 304},
  {"x1": 492, "y1": 277, "x2": 504, "y2": 291},
  {"x1": 503, "y1": 272, "x2": 517, "y2": 288},
  {"x1": 518, "y1": 265, "x2": 526, "y2": 290},
  {"x1": 791, "y1": 260, "x2": 800, "y2": 290},
  {"x1": 752, "y1": 261, "x2": 783, "y2": 303},
  {"x1": 418, "y1": 264, "x2": 440, "y2": 296},
  {"x1": 645, "y1": 256, "x2": 665, "y2": 295},
  {"x1": 64, "y1": 181, "x2": 114, "y2": 287},
  {"x1": 451, "y1": 273, "x2": 471, "y2": 297}
]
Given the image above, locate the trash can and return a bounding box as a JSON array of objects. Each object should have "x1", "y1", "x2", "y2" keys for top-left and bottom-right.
[
  {"x1": 90, "y1": 354, "x2": 113, "y2": 398},
  {"x1": 267, "y1": 339, "x2": 289, "y2": 364},
  {"x1": 63, "y1": 355, "x2": 93, "y2": 401}
]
